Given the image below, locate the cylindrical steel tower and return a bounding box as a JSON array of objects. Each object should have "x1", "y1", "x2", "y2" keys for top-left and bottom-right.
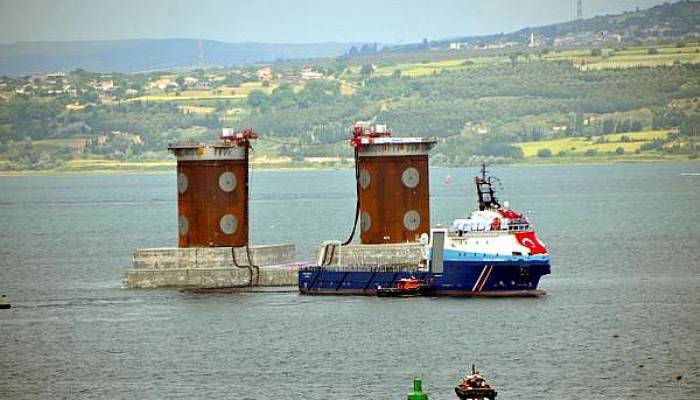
[
  {"x1": 168, "y1": 130, "x2": 256, "y2": 247},
  {"x1": 352, "y1": 125, "x2": 436, "y2": 244}
]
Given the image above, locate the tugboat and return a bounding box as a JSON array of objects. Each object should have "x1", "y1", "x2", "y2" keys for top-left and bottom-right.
[
  {"x1": 299, "y1": 163, "x2": 550, "y2": 296},
  {"x1": 454, "y1": 365, "x2": 497, "y2": 400},
  {"x1": 376, "y1": 276, "x2": 433, "y2": 297}
]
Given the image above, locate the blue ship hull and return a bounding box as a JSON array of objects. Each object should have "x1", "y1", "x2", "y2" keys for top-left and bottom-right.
[{"x1": 298, "y1": 259, "x2": 550, "y2": 297}]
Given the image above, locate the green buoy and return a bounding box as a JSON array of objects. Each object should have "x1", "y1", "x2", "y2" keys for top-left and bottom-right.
[{"x1": 407, "y1": 378, "x2": 428, "y2": 400}]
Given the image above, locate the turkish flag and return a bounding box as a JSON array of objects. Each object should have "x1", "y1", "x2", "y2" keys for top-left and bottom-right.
[{"x1": 515, "y1": 231, "x2": 548, "y2": 255}]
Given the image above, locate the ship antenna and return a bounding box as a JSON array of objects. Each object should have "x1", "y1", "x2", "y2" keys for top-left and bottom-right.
[{"x1": 474, "y1": 162, "x2": 501, "y2": 211}]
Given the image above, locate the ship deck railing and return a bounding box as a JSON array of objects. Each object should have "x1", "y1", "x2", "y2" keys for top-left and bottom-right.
[
  {"x1": 448, "y1": 223, "x2": 531, "y2": 238},
  {"x1": 303, "y1": 264, "x2": 424, "y2": 273}
]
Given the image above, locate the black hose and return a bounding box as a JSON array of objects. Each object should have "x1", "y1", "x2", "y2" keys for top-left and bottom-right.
[
  {"x1": 231, "y1": 246, "x2": 254, "y2": 287},
  {"x1": 223, "y1": 139, "x2": 259, "y2": 288},
  {"x1": 342, "y1": 147, "x2": 361, "y2": 246},
  {"x1": 245, "y1": 244, "x2": 259, "y2": 286},
  {"x1": 259, "y1": 134, "x2": 359, "y2": 247},
  {"x1": 243, "y1": 140, "x2": 260, "y2": 286}
]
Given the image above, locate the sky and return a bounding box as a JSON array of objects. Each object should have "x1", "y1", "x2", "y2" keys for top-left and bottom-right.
[{"x1": 0, "y1": 0, "x2": 674, "y2": 45}]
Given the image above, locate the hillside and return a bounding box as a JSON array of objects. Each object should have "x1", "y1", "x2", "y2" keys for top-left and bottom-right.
[
  {"x1": 1, "y1": 2, "x2": 699, "y2": 172},
  {"x1": 528, "y1": 0, "x2": 700, "y2": 41},
  {"x1": 390, "y1": 0, "x2": 700, "y2": 52},
  {"x1": 0, "y1": 39, "x2": 354, "y2": 76},
  {"x1": 3, "y1": 2, "x2": 698, "y2": 77}
]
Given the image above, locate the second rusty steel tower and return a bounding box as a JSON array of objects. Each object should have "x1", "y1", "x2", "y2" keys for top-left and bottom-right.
[
  {"x1": 168, "y1": 129, "x2": 257, "y2": 248},
  {"x1": 351, "y1": 124, "x2": 436, "y2": 244}
]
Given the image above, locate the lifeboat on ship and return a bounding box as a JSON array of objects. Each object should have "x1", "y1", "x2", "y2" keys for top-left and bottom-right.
[{"x1": 376, "y1": 276, "x2": 432, "y2": 297}]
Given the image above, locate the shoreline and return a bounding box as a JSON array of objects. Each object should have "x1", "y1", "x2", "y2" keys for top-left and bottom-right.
[
  {"x1": 0, "y1": 163, "x2": 354, "y2": 177},
  {"x1": 0, "y1": 155, "x2": 697, "y2": 176}
]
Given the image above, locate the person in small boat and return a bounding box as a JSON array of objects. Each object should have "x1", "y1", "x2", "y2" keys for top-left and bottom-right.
[
  {"x1": 474, "y1": 373, "x2": 490, "y2": 388},
  {"x1": 460, "y1": 372, "x2": 490, "y2": 389}
]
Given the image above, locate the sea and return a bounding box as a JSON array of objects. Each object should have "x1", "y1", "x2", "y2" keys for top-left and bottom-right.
[{"x1": 1, "y1": 163, "x2": 699, "y2": 400}]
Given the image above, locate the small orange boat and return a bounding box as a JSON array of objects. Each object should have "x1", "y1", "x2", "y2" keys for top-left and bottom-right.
[
  {"x1": 454, "y1": 365, "x2": 497, "y2": 400},
  {"x1": 376, "y1": 277, "x2": 432, "y2": 297}
]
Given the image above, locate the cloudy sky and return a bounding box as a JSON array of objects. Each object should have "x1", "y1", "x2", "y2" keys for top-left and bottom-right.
[{"x1": 0, "y1": 0, "x2": 672, "y2": 44}]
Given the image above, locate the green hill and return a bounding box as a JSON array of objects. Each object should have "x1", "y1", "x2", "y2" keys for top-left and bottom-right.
[{"x1": 2, "y1": 2, "x2": 700, "y2": 172}]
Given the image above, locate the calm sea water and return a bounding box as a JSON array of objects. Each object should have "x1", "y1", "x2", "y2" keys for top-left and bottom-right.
[{"x1": 1, "y1": 163, "x2": 699, "y2": 400}]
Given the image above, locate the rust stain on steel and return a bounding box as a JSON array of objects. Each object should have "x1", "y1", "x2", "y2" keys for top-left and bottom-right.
[
  {"x1": 358, "y1": 155, "x2": 430, "y2": 244},
  {"x1": 176, "y1": 160, "x2": 248, "y2": 247}
]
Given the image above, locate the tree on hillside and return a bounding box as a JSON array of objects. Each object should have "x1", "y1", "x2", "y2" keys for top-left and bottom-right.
[
  {"x1": 537, "y1": 148, "x2": 553, "y2": 157},
  {"x1": 573, "y1": 112, "x2": 585, "y2": 136},
  {"x1": 509, "y1": 53, "x2": 518, "y2": 66},
  {"x1": 247, "y1": 90, "x2": 269, "y2": 109},
  {"x1": 270, "y1": 84, "x2": 296, "y2": 109},
  {"x1": 223, "y1": 72, "x2": 246, "y2": 86},
  {"x1": 602, "y1": 119, "x2": 616, "y2": 134},
  {"x1": 360, "y1": 64, "x2": 374, "y2": 79}
]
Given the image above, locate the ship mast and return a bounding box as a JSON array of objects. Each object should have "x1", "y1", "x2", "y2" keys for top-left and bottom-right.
[{"x1": 475, "y1": 163, "x2": 501, "y2": 211}]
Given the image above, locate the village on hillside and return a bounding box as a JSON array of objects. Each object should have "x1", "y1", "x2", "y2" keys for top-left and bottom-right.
[{"x1": 1, "y1": 1, "x2": 699, "y2": 172}]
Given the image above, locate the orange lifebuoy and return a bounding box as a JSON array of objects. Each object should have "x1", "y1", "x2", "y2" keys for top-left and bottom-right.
[{"x1": 490, "y1": 217, "x2": 501, "y2": 231}]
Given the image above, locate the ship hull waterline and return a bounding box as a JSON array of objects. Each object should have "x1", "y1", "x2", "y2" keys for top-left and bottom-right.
[
  {"x1": 299, "y1": 288, "x2": 545, "y2": 297},
  {"x1": 298, "y1": 262, "x2": 550, "y2": 297}
]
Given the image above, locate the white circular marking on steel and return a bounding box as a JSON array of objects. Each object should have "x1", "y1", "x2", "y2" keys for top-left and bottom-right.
[
  {"x1": 401, "y1": 167, "x2": 420, "y2": 188},
  {"x1": 403, "y1": 210, "x2": 421, "y2": 231},
  {"x1": 177, "y1": 172, "x2": 188, "y2": 193},
  {"x1": 219, "y1": 214, "x2": 238, "y2": 235},
  {"x1": 359, "y1": 169, "x2": 370, "y2": 189},
  {"x1": 178, "y1": 215, "x2": 189, "y2": 236},
  {"x1": 218, "y1": 171, "x2": 237, "y2": 193},
  {"x1": 360, "y1": 211, "x2": 372, "y2": 232}
]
